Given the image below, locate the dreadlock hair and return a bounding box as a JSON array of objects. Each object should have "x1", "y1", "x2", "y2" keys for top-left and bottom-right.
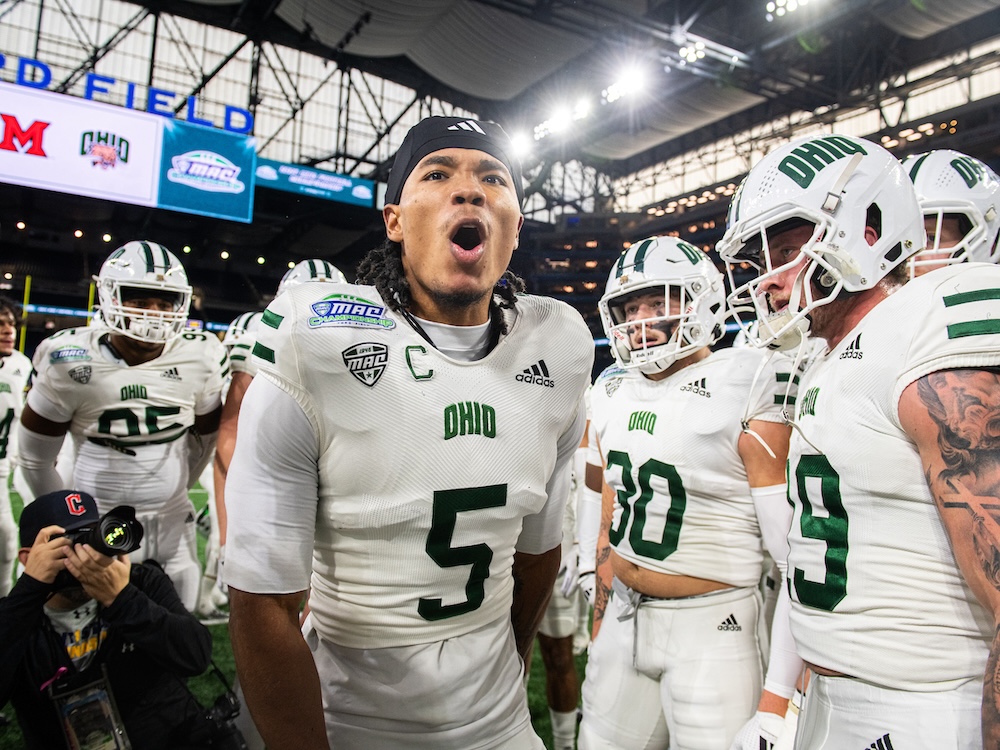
[{"x1": 356, "y1": 238, "x2": 526, "y2": 334}]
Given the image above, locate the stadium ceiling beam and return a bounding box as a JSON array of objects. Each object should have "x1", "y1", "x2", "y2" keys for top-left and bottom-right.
[
  {"x1": 123, "y1": 1, "x2": 496, "y2": 117},
  {"x1": 55, "y1": 6, "x2": 152, "y2": 93},
  {"x1": 171, "y1": 36, "x2": 252, "y2": 114},
  {"x1": 522, "y1": 0, "x2": 985, "y2": 174}
]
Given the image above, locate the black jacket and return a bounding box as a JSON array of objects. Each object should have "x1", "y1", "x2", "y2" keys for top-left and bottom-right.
[{"x1": 0, "y1": 561, "x2": 213, "y2": 750}]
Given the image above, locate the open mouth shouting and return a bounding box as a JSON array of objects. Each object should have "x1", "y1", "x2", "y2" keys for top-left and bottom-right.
[{"x1": 450, "y1": 221, "x2": 485, "y2": 263}]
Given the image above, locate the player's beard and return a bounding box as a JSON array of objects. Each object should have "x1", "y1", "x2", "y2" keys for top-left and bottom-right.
[{"x1": 427, "y1": 287, "x2": 491, "y2": 315}]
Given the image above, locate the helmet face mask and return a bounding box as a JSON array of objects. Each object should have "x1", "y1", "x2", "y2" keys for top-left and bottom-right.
[
  {"x1": 721, "y1": 214, "x2": 842, "y2": 351},
  {"x1": 276, "y1": 259, "x2": 347, "y2": 296},
  {"x1": 599, "y1": 236, "x2": 726, "y2": 374},
  {"x1": 718, "y1": 134, "x2": 924, "y2": 349},
  {"x1": 95, "y1": 241, "x2": 192, "y2": 344},
  {"x1": 902, "y1": 150, "x2": 1000, "y2": 277}
]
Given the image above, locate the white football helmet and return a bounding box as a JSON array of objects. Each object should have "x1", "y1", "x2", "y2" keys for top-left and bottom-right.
[
  {"x1": 221, "y1": 311, "x2": 262, "y2": 349},
  {"x1": 599, "y1": 236, "x2": 726, "y2": 375},
  {"x1": 94, "y1": 240, "x2": 192, "y2": 343},
  {"x1": 902, "y1": 149, "x2": 1000, "y2": 275},
  {"x1": 276, "y1": 259, "x2": 347, "y2": 296},
  {"x1": 717, "y1": 134, "x2": 924, "y2": 350}
]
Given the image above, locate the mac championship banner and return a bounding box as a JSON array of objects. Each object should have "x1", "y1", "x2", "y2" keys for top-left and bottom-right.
[{"x1": 157, "y1": 119, "x2": 256, "y2": 223}]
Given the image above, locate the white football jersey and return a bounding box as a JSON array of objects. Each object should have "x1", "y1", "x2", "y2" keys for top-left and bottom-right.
[
  {"x1": 786, "y1": 263, "x2": 1000, "y2": 691},
  {"x1": 236, "y1": 283, "x2": 593, "y2": 649},
  {"x1": 27, "y1": 327, "x2": 228, "y2": 510},
  {"x1": 591, "y1": 347, "x2": 794, "y2": 588},
  {"x1": 0, "y1": 349, "x2": 31, "y2": 478}
]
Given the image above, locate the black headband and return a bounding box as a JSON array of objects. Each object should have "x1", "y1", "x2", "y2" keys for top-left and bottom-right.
[{"x1": 384, "y1": 116, "x2": 524, "y2": 207}]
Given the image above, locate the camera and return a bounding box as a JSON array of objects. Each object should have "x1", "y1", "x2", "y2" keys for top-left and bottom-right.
[
  {"x1": 183, "y1": 689, "x2": 247, "y2": 750},
  {"x1": 53, "y1": 506, "x2": 145, "y2": 591},
  {"x1": 204, "y1": 691, "x2": 247, "y2": 750},
  {"x1": 61, "y1": 505, "x2": 144, "y2": 557}
]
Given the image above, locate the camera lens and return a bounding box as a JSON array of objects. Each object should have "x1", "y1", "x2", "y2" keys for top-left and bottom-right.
[
  {"x1": 99, "y1": 518, "x2": 135, "y2": 551},
  {"x1": 87, "y1": 506, "x2": 144, "y2": 556}
]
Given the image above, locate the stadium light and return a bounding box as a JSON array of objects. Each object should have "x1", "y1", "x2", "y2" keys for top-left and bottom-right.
[{"x1": 766, "y1": 0, "x2": 813, "y2": 22}]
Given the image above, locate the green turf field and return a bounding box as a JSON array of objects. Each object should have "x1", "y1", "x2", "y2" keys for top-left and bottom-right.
[{"x1": 1, "y1": 486, "x2": 586, "y2": 749}]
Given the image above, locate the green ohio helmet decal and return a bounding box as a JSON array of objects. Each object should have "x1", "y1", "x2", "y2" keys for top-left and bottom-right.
[
  {"x1": 675, "y1": 240, "x2": 703, "y2": 265},
  {"x1": 948, "y1": 155, "x2": 989, "y2": 189},
  {"x1": 308, "y1": 294, "x2": 396, "y2": 330},
  {"x1": 778, "y1": 136, "x2": 867, "y2": 189}
]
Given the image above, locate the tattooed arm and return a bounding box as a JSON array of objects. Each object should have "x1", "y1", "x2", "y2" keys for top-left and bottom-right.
[
  {"x1": 591, "y1": 479, "x2": 616, "y2": 640},
  {"x1": 898, "y1": 367, "x2": 1000, "y2": 747}
]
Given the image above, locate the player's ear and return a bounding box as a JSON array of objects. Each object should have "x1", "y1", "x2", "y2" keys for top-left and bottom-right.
[{"x1": 384, "y1": 204, "x2": 404, "y2": 243}]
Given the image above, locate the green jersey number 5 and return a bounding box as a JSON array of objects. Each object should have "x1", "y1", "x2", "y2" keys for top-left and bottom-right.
[{"x1": 419, "y1": 484, "x2": 507, "y2": 621}]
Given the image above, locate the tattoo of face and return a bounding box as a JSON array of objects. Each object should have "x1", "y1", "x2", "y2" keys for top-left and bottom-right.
[{"x1": 917, "y1": 369, "x2": 1000, "y2": 494}]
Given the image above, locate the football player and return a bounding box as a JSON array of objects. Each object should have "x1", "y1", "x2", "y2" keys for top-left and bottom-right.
[
  {"x1": 578, "y1": 236, "x2": 798, "y2": 750},
  {"x1": 212, "y1": 260, "x2": 344, "y2": 553},
  {"x1": 719, "y1": 133, "x2": 1000, "y2": 747},
  {"x1": 224, "y1": 116, "x2": 593, "y2": 749},
  {"x1": 17, "y1": 241, "x2": 228, "y2": 611},
  {"x1": 902, "y1": 148, "x2": 1000, "y2": 277},
  {"x1": 0, "y1": 297, "x2": 31, "y2": 595}
]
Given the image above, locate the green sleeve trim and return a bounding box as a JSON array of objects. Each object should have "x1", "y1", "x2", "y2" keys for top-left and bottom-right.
[
  {"x1": 253, "y1": 342, "x2": 276, "y2": 363},
  {"x1": 947, "y1": 320, "x2": 1000, "y2": 339},
  {"x1": 262, "y1": 310, "x2": 284, "y2": 329},
  {"x1": 943, "y1": 288, "x2": 1000, "y2": 307}
]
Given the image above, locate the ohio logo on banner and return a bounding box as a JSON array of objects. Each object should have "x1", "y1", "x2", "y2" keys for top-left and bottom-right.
[
  {"x1": 157, "y1": 120, "x2": 256, "y2": 223},
  {"x1": 0, "y1": 82, "x2": 256, "y2": 223},
  {"x1": 0, "y1": 80, "x2": 160, "y2": 206}
]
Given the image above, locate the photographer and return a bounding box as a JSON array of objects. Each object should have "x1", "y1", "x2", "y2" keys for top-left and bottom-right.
[{"x1": 0, "y1": 489, "x2": 217, "y2": 749}]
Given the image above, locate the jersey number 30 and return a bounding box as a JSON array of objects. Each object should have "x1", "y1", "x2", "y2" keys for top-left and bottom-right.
[
  {"x1": 419, "y1": 484, "x2": 507, "y2": 621},
  {"x1": 606, "y1": 451, "x2": 687, "y2": 560}
]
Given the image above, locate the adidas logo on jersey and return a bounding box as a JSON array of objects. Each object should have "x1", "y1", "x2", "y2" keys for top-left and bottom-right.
[
  {"x1": 863, "y1": 733, "x2": 894, "y2": 750},
  {"x1": 516, "y1": 360, "x2": 555, "y2": 387},
  {"x1": 161, "y1": 366, "x2": 183, "y2": 381},
  {"x1": 717, "y1": 614, "x2": 741, "y2": 631},
  {"x1": 447, "y1": 119, "x2": 486, "y2": 134},
  {"x1": 680, "y1": 377, "x2": 711, "y2": 397},
  {"x1": 840, "y1": 332, "x2": 863, "y2": 359}
]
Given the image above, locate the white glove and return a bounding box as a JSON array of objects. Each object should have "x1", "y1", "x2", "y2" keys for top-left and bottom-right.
[
  {"x1": 773, "y1": 691, "x2": 801, "y2": 750},
  {"x1": 559, "y1": 546, "x2": 580, "y2": 597},
  {"x1": 728, "y1": 710, "x2": 785, "y2": 750},
  {"x1": 577, "y1": 571, "x2": 596, "y2": 606}
]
